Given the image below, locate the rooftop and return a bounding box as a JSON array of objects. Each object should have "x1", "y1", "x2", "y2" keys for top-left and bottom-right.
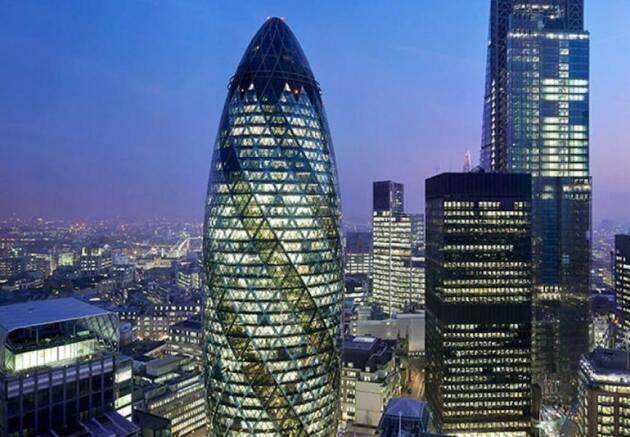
[
  {"x1": 0, "y1": 297, "x2": 111, "y2": 334},
  {"x1": 584, "y1": 347, "x2": 630, "y2": 374},
  {"x1": 170, "y1": 317, "x2": 201, "y2": 332},
  {"x1": 383, "y1": 397, "x2": 427, "y2": 420},
  {"x1": 616, "y1": 234, "x2": 630, "y2": 255},
  {"x1": 343, "y1": 336, "x2": 393, "y2": 371}
]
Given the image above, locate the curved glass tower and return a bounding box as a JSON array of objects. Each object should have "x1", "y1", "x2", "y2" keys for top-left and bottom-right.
[{"x1": 203, "y1": 18, "x2": 343, "y2": 436}]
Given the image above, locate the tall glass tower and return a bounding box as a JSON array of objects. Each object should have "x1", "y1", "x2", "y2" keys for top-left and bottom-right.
[
  {"x1": 371, "y1": 181, "x2": 425, "y2": 314},
  {"x1": 480, "y1": 0, "x2": 591, "y2": 401},
  {"x1": 203, "y1": 18, "x2": 343, "y2": 436}
]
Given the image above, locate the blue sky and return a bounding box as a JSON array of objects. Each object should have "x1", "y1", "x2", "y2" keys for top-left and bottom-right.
[{"x1": 1, "y1": 1, "x2": 629, "y2": 224}]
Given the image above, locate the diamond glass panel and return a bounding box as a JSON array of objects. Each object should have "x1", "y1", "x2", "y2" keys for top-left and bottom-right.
[{"x1": 203, "y1": 18, "x2": 343, "y2": 436}]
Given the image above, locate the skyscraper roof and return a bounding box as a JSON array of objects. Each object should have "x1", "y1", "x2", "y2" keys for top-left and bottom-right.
[
  {"x1": 0, "y1": 297, "x2": 110, "y2": 334},
  {"x1": 230, "y1": 17, "x2": 317, "y2": 94}
]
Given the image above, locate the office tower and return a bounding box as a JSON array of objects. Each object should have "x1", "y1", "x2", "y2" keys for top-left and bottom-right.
[
  {"x1": 0, "y1": 298, "x2": 136, "y2": 435},
  {"x1": 480, "y1": 0, "x2": 591, "y2": 400},
  {"x1": 372, "y1": 181, "x2": 424, "y2": 314},
  {"x1": 203, "y1": 18, "x2": 343, "y2": 436},
  {"x1": 345, "y1": 275, "x2": 369, "y2": 306},
  {"x1": 408, "y1": 213, "x2": 426, "y2": 307},
  {"x1": 79, "y1": 246, "x2": 112, "y2": 276},
  {"x1": 345, "y1": 231, "x2": 373, "y2": 276},
  {"x1": 425, "y1": 172, "x2": 533, "y2": 436},
  {"x1": 374, "y1": 180, "x2": 404, "y2": 215},
  {"x1": 340, "y1": 337, "x2": 400, "y2": 429},
  {"x1": 410, "y1": 213, "x2": 425, "y2": 254},
  {"x1": 0, "y1": 256, "x2": 27, "y2": 282},
  {"x1": 576, "y1": 348, "x2": 630, "y2": 436},
  {"x1": 615, "y1": 235, "x2": 630, "y2": 340}
]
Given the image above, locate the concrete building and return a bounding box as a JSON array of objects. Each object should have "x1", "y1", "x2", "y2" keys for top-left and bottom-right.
[
  {"x1": 168, "y1": 316, "x2": 202, "y2": 366},
  {"x1": 352, "y1": 308, "x2": 425, "y2": 359},
  {"x1": 0, "y1": 257, "x2": 27, "y2": 283},
  {"x1": 341, "y1": 336, "x2": 401, "y2": 429},
  {"x1": 133, "y1": 355, "x2": 206, "y2": 436},
  {"x1": 176, "y1": 264, "x2": 201, "y2": 290},
  {"x1": 79, "y1": 246, "x2": 112, "y2": 276},
  {"x1": 119, "y1": 302, "x2": 201, "y2": 341},
  {"x1": 576, "y1": 347, "x2": 630, "y2": 436}
]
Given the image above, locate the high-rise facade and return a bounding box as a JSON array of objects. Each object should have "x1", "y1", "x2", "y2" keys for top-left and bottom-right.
[
  {"x1": 425, "y1": 172, "x2": 533, "y2": 436},
  {"x1": 372, "y1": 181, "x2": 424, "y2": 314},
  {"x1": 410, "y1": 213, "x2": 425, "y2": 255},
  {"x1": 203, "y1": 18, "x2": 343, "y2": 436},
  {"x1": 615, "y1": 235, "x2": 630, "y2": 340},
  {"x1": 480, "y1": 0, "x2": 591, "y2": 400},
  {"x1": 345, "y1": 231, "x2": 373, "y2": 276}
]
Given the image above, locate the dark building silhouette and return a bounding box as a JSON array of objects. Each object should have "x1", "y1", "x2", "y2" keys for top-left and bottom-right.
[
  {"x1": 425, "y1": 172, "x2": 533, "y2": 435},
  {"x1": 615, "y1": 235, "x2": 630, "y2": 340}
]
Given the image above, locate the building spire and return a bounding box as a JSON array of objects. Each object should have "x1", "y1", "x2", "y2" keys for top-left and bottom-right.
[{"x1": 463, "y1": 150, "x2": 472, "y2": 172}]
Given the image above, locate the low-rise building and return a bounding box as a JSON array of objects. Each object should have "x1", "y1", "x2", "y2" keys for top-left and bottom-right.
[
  {"x1": 576, "y1": 347, "x2": 630, "y2": 436},
  {"x1": 0, "y1": 256, "x2": 27, "y2": 283},
  {"x1": 118, "y1": 302, "x2": 201, "y2": 341},
  {"x1": 133, "y1": 355, "x2": 207, "y2": 436},
  {"x1": 341, "y1": 336, "x2": 401, "y2": 429},
  {"x1": 79, "y1": 246, "x2": 112, "y2": 276},
  {"x1": 168, "y1": 316, "x2": 202, "y2": 366},
  {"x1": 176, "y1": 265, "x2": 201, "y2": 290},
  {"x1": 378, "y1": 397, "x2": 442, "y2": 437},
  {"x1": 352, "y1": 307, "x2": 426, "y2": 359},
  {"x1": 0, "y1": 298, "x2": 137, "y2": 435}
]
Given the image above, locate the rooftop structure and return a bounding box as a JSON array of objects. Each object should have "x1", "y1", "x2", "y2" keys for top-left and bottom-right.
[
  {"x1": 0, "y1": 298, "x2": 134, "y2": 435},
  {"x1": 378, "y1": 397, "x2": 437, "y2": 437},
  {"x1": 576, "y1": 347, "x2": 630, "y2": 436}
]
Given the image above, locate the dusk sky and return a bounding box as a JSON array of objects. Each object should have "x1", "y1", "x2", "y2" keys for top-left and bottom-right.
[{"x1": 2, "y1": 1, "x2": 629, "y2": 224}]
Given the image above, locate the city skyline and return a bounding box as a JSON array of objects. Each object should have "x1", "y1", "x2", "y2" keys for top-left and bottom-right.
[{"x1": 2, "y1": 1, "x2": 630, "y2": 224}]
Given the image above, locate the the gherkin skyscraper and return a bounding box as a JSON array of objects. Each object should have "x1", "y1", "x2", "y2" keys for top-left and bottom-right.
[{"x1": 203, "y1": 18, "x2": 343, "y2": 436}]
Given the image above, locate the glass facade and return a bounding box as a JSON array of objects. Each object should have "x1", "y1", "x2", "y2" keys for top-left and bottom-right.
[
  {"x1": 425, "y1": 173, "x2": 533, "y2": 436},
  {"x1": 203, "y1": 18, "x2": 343, "y2": 436},
  {"x1": 480, "y1": 0, "x2": 591, "y2": 401},
  {"x1": 615, "y1": 235, "x2": 630, "y2": 340},
  {"x1": 371, "y1": 181, "x2": 424, "y2": 314},
  {"x1": 0, "y1": 299, "x2": 133, "y2": 436}
]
